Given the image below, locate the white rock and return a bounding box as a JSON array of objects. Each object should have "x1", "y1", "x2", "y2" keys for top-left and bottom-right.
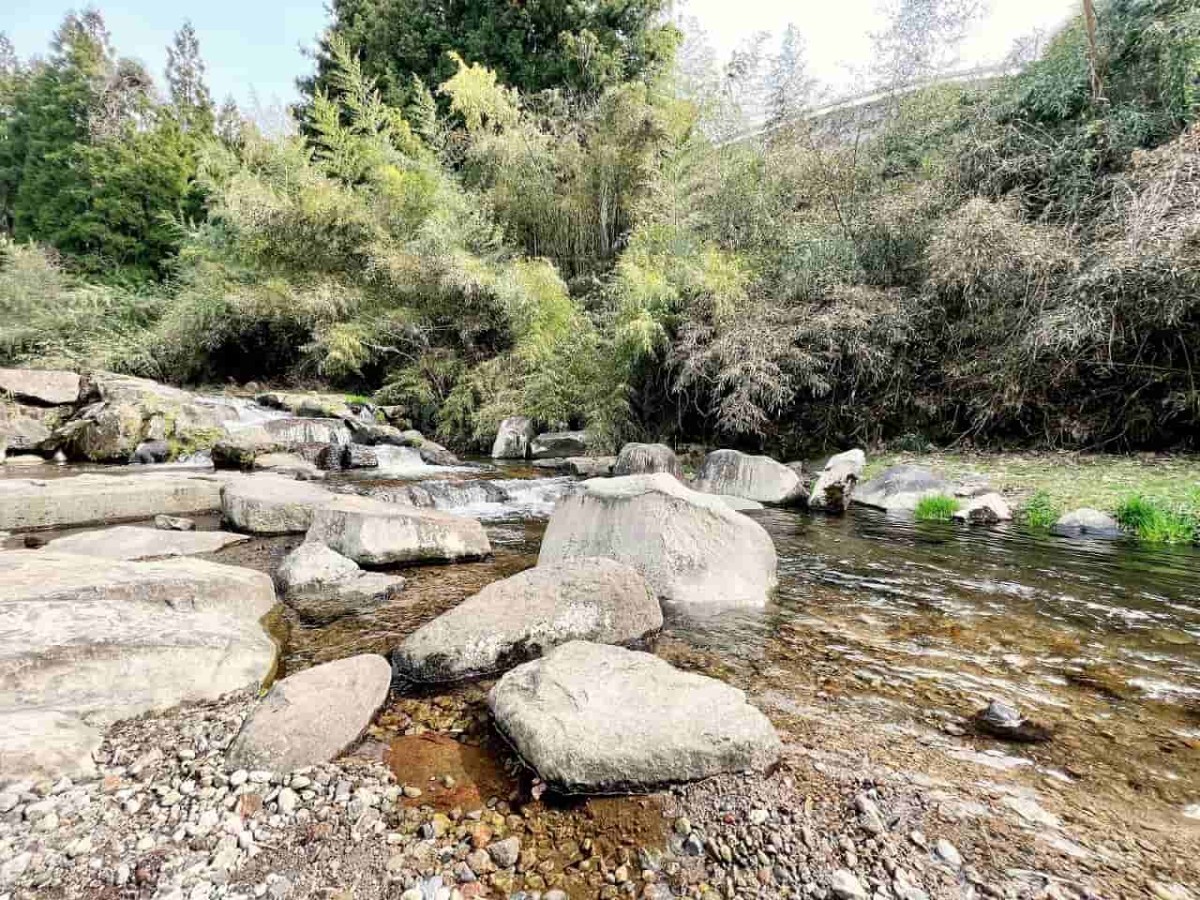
[
  {"x1": 808, "y1": 449, "x2": 865, "y2": 512},
  {"x1": 952, "y1": 492, "x2": 1012, "y2": 525},
  {"x1": 491, "y1": 417, "x2": 536, "y2": 460},
  {"x1": 830, "y1": 868, "x2": 867, "y2": 900},
  {"x1": 306, "y1": 495, "x2": 490, "y2": 566},
  {"x1": 44, "y1": 525, "x2": 248, "y2": 560},
  {"x1": 221, "y1": 476, "x2": 335, "y2": 535},
  {"x1": 694, "y1": 449, "x2": 804, "y2": 504}
]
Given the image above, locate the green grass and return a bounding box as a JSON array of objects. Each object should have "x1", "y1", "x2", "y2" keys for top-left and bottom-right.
[
  {"x1": 914, "y1": 493, "x2": 959, "y2": 522},
  {"x1": 1115, "y1": 494, "x2": 1199, "y2": 544},
  {"x1": 1021, "y1": 489, "x2": 1061, "y2": 530}
]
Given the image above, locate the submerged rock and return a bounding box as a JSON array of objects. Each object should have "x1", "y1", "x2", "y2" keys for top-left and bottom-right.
[
  {"x1": 492, "y1": 416, "x2": 537, "y2": 459},
  {"x1": 227, "y1": 654, "x2": 392, "y2": 772},
  {"x1": 307, "y1": 495, "x2": 491, "y2": 565},
  {"x1": 694, "y1": 449, "x2": 805, "y2": 505},
  {"x1": 613, "y1": 443, "x2": 682, "y2": 479},
  {"x1": 972, "y1": 699, "x2": 1052, "y2": 743},
  {"x1": 530, "y1": 431, "x2": 591, "y2": 460},
  {"x1": 221, "y1": 475, "x2": 335, "y2": 534},
  {"x1": 0, "y1": 472, "x2": 227, "y2": 531},
  {"x1": 0, "y1": 551, "x2": 276, "y2": 780},
  {"x1": 807, "y1": 448, "x2": 866, "y2": 512},
  {"x1": 953, "y1": 492, "x2": 1012, "y2": 524},
  {"x1": 1053, "y1": 508, "x2": 1123, "y2": 539},
  {"x1": 0, "y1": 368, "x2": 81, "y2": 406},
  {"x1": 852, "y1": 465, "x2": 951, "y2": 513},
  {"x1": 539, "y1": 473, "x2": 778, "y2": 609},
  {"x1": 276, "y1": 541, "x2": 404, "y2": 621},
  {"x1": 44, "y1": 525, "x2": 249, "y2": 560},
  {"x1": 488, "y1": 641, "x2": 781, "y2": 793},
  {"x1": 394, "y1": 558, "x2": 662, "y2": 683}
]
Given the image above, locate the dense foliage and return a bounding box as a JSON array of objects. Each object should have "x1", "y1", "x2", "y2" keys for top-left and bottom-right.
[{"x1": 2, "y1": 0, "x2": 1200, "y2": 453}]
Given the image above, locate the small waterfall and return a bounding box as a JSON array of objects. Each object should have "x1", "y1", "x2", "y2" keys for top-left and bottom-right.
[{"x1": 369, "y1": 476, "x2": 573, "y2": 520}]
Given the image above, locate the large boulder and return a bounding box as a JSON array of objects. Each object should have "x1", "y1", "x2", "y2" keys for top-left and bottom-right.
[
  {"x1": 694, "y1": 449, "x2": 805, "y2": 505},
  {"x1": 0, "y1": 472, "x2": 228, "y2": 531},
  {"x1": 488, "y1": 642, "x2": 782, "y2": 793},
  {"x1": 492, "y1": 416, "x2": 537, "y2": 459},
  {"x1": 807, "y1": 449, "x2": 866, "y2": 512},
  {"x1": 531, "y1": 431, "x2": 591, "y2": 460},
  {"x1": 44, "y1": 525, "x2": 249, "y2": 560},
  {"x1": 259, "y1": 416, "x2": 351, "y2": 446},
  {"x1": 51, "y1": 373, "x2": 239, "y2": 462},
  {"x1": 538, "y1": 473, "x2": 777, "y2": 609},
  {"x1": 0, "y1": 551, "x2": 276, "y2": 780},
  {"x1": 0, "y1": 368, "x2": 81, "y2": 406},
  {"x1": 1052, "y1": 508, "x2": 1123, "y2": 539},
  {"x1": 852, "y1": 464, "x2": 951, "y2": 513},
  {"x1": 221, "y1": 475, "x2": 335, "y2": 534},
  {"x1": 394, "y1": 558, "x2": 662, "y2": 683},
  {"x1": 613, "y1": 443, "x2": 682, "y2": 479},
  {"x1": 226, "y1": 654, "x2": 392, "y2": 772},
  {"x1": 275, "y1": 541, "x2": 405, "y2": 622},
  {"x1": 306, "y1": 495, "x2": 491, "y2": 565}
]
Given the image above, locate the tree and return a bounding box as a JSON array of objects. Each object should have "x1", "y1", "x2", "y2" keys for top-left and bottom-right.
[
  {"x1": 166, "y1": 21, "x2": 214, "y2": 134},
  {"x1": 873, "y1": 0, "x2": 986, "y2": 90},
  {"x1": 303, "y1": 0, "x2": 681, "y2": 109},
  {"x1": 767, "y1": 25, "x2": 815, "y2": 128}
]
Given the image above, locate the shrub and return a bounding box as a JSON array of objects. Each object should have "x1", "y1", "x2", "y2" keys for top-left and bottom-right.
[
  {"x1": 1021, "y1": 490, "x2": 1061, "y2": 530},
  {"x1": 1115, "y1": 494, "x2": 1198, "y2": 543},
  {"x1": 914, "y1": 494, "x2": 959, "y2": 522}
]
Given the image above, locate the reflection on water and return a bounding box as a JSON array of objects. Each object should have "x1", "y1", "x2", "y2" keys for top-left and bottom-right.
[{"x1": 275, "y1": 465, "x2": 1200, "y2": 811}]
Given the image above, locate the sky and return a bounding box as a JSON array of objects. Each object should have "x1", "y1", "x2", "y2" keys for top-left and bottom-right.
[{"x1": 1, "y1": 0, "x2": 1079, "y2": 110}]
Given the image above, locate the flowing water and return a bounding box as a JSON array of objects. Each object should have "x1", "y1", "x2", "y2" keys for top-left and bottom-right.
[{"x1": 280, "y1": 459, "x2": 1200, "y2": 819}]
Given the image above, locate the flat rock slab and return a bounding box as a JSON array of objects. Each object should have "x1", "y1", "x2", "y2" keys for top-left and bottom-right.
[
  {"x1": 0, "y1": 551, "x2": 277, "y2": 781},
  {"x1": 221, "y1": 475, "x2": 335, "y2": 534},
  {"x1": 489, "y1": 641, "x2": 782, "y2": 793},
  {"x1": 307, "y1": 495, "x2": 491, "y2": 565},
  {"x1": 0, "y1": 368, "x2": 81, "y2": 406},
  {"x1": 0, "y1": 710, "x2": 102, "y2": 782},
  {"x1": 0, "y1": 472, "x2": 229, "y2": 532},
  {"x1": 539, "y1": 473, "x2": 777, "y2": 609},
  {"x1": 394, "y1": 558, "x2": 662, "y2": 683},
  {"x1": 852, "y1": 465, "x2": 951, "y2": 513},
  {"x1": 227, "y1": 654, "x2": 392, "y2": 772},
  {"x1": 44, "y1": 525, "x2": 249, "y2": 560},
  {"x1": 694, "y1": 449, "x2": 805, "y2": 504}
]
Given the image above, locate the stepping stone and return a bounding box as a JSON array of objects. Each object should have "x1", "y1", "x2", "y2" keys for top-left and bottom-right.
[
  {"x1": 45, "y1": 525, "x2": 249, "y2": 560},
  {"x1": 488, "y1": 641, "x2": 781, "y2": 793}
]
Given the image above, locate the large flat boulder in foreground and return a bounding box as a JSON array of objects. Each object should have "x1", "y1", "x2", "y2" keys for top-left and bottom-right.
[
  {"x1": 307, "y1": 495, "x2": 491, "y2": 565},
  {"x1": 0, "y1": 551, "x2": 277, "y2": 780},
  {"x1": 694, "y1": 449, "x2": 805, "y2": 505},
  {"x1": 227, "y1": 654, "x2": 391, "y2": 772},
  {"x1": 852, "y1": 464, "x2": 951, "y2": 513},
  {"x1": 489, "y1": 641, "x2": 781, "y2": 793},
  {"x1": 0, "y1": 368, "x2": 81, "y2": 406},
  {"x1": 221, "y1": 475, "x2": 335, "y2": 534},
  {"x1": 394, "y1": 558, "x2": 662, "y2": 683},
  {"x1": 0, "y1": 472, "x2": 228, "y2": 531},
  {"x1": 45, "y1": 525, "x2": 249, "y2": 559},
  {"x1": 539, "y1": 473, "x2": 777, "y2": 608}
]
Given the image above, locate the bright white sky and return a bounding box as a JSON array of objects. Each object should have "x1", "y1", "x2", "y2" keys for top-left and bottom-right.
[{"x1": 2, "y1": 0, "x2": 1081, "y2": 108}]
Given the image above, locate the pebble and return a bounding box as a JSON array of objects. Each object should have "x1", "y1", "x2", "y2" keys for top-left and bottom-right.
[
  {"x1": 830, "y1": 868, "x2": 868, "y2": 900},
  {"x1": 488, "y1": 836, "x2": 521, "y2": 869},
  {"x1": 934, "y1": 838, "x2": 963, "y2": 870}
]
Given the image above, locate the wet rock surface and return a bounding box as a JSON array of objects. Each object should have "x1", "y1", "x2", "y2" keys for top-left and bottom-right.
[
  {"x1": 394, "y1": 558, "x2": 662, "y2": 683},
  {"x1": 693, "y1": 449, "x2": 805, "y2": 505},
  {"x1": 530, "y1": 431, "x2": 592, "y2": 460},
  {"x1": 489, "y1": 642, "x2": 782, "y2": 792},
  {"x1": 1052, "y1": 507, "x2": 1124, "y2": 539}
]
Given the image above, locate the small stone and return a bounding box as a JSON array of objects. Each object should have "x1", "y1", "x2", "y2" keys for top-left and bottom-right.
[
  {"x1": 748, "y1": 808, "x2": 769, "y2": 826},
  {"x1": 230, "y1": 770, "x2": 249, "y2": 787},
  {"x1": 488, "y1": 836, "x2": 521, "y2": 869},
  {"x1": 277, "y1": 788, "x2": 299, "y2": 815},
  {"x1": 934, "y1": 839, "x2": 962, "y2": 870},
  {"x1": 673, "y1": 816, "x2": 691, "y2": 836},
  {"x1": 402, "y1": 785, "x2": 423, "y2": 799},
  {"x1": 830, "y1": 869, "x2": 868, "y2": 900}
]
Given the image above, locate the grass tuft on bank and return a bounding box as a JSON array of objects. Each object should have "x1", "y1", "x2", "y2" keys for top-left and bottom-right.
[
  {"x1": 914, "y1": 494, "x2": 959, "y2": 522},
  {"x1": 1115, "y1": 494, "x2": 1199, "y2": 544}
]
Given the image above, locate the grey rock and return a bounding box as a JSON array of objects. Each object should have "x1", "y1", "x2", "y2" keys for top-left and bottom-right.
[
  {"x1": 155, "y1": 514, "x2": 196, "y2": 531},
  {"x1": 277, "y1": 542, "x2": 361, "y2": 593},
  {"x1": 132, "y1": 439, "x2": 171, "y2": 464},
  {"x1": 227, "y1": 654, "x2": 392, "y2": 772},
  {"x1": 341, "y1": 444, "x2": 378, "y2": 469},
  {"x1": 277, "y1": 542, "x2": 404, "y2": 622},
  {"x1": 539, "y1": 473, "x2": 777, "y2": 609},
  {"x1": 307, "y1": 495, "x2": 490, "y2": 566},
  {"x1": 0, "y1": 471, "x2": 230, "y2": 532},
  {"x1": 972, "y1": 699, "x2": 1051, "y2": 743},
  {"x1": 251, "y1": 452, "x2": 322, "y2": 478},
  {"x1": 530, "y1": 431, "x2": 592, "y2": 460},
  {"x1": 613, "y1": 443, "x2": 682, "y2": 479},
  {"x1": 488, "y1": 836, "x2": 521, "y2": 868},
  {"x1": 491, "y1": 416, "x2": 537, "y2": 460},
  {"x1": 488, "y1": 641, "x2": 782, "y2": 792},
  {"x1": 934, "y1": 838, "x2": 962, "y2": 870},
  {"x1": 0, "y1": 368, "x2": 81, "y2": 406},
  {"x1": 694, "y1": 449, "x2": 805, "y2": 505},
  {"x1": 712, "y1": 495, "x2": 764, "y2": 512},
  {"x1": 807, "y1": 449, "x2": 865, "y2": 512},
  {"x1": 44, "y1": 525, "x2": 248, "y2": 560},
  {"x1": 259, "y1": 417, "x2": 351, "y2": 446},
  {"x1": 532, "y1": 456, "x2": 615, "y2": 476},
  {"x1": 0, "y1": 551, "x2": 275, "y2": 780},
  {"x1": 1052, "y1": 507, "x2": 1123, "y2": 539},
  {"x1": 953, "y1": 492, "x2": 1012, "y2": 524},
  {"x1": 221, "y1": 475, "x2": 335, "y2": 535},
  {"x1": 830, "y1": 869, "x2": 867, "y2": 900},
  {"x1": 394, "y1": 558, "x2": 662, "y2": 683},
  {"x1": 852, "y1": 465, "x2": 950, "y2": 513},
  {"x1": 0, "y1": 401, "x2": 54, "y2": 454}
]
